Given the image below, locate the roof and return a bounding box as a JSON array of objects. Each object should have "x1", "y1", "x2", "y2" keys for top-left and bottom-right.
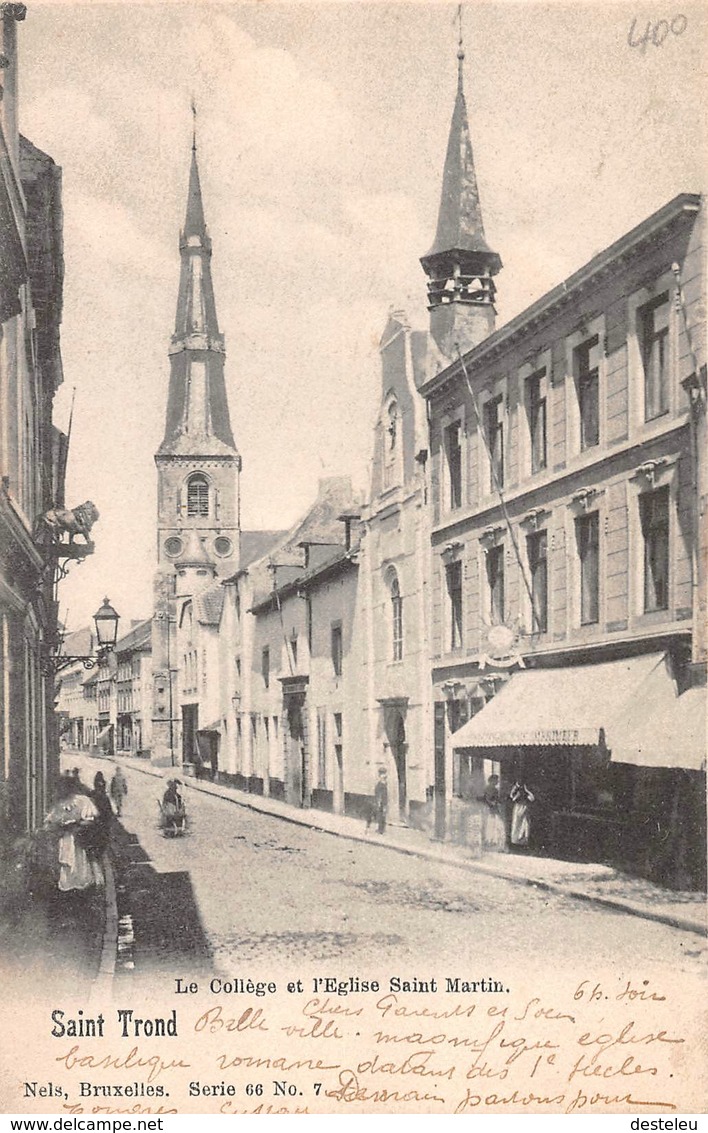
[
  {"x1": 116, "y1": 617, "x2": 151, "y2": 655},
  {"x1": 60, "y1": 626, "x2": 93, "y2": 657},
  {"x1": 158, "y1": 142, "x2": 237, "y2": 457},
  {"x1": 421, "y1": 60, "x2": 499, "y2": 268},
  {"x1": 250, "y1": 543, "x2": 359, "y2": 614},
  {"x1": 420, "y1": 192, "x2": 702, "y2": 397},
  {"x1": 175, "y1": 530, "x2": 215, "y2": 569},
  {"x1": 240, "y1": 530, "x2": 287, "y2": 571},
  {"x1": 194, "y1": 580, "x2": 225, "y2": 626},
  {"x1": 246, "y1": 476, "x2": 357, "y2": 605},
  {"x1": 183, "y1": 144, "x2": 208, "y2": 241},
  {"x1": 452, "y1": 653, "x2": 668, "y2": 751}
]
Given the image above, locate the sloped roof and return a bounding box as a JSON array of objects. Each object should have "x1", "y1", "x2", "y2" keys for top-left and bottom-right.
[
  {"x1": 422, "y1": 63, "x2": 498, "y2": 265},
  {"x1": 240, "y1": 530, "x2": 287, "y2": 570},
  {"x1": 61, "y1": 626, "x2": 93, "y2": 657},
  {"x1": 194, "y1": 581, "x2": 225, "y2": 626},
  {"x1": 116, "y1": 617, "x2": 152, "y2": 655},
  {"x1": 247, "y1": 477, "x2": 357, "y2": 605}
]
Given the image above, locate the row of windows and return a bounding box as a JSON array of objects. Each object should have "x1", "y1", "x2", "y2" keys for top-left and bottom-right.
[
  {"x1": 443, "y1": 487, "x2": 671, "y2": 651},
  {"x1": 259, "y1": 576, "x2": 406, "y2": 689},
  {"x1": 239, "y1": 711, "x2": 344, "y2": 791},
  {"x1": 260, "y1": 623, "x2": 344, "y2": 689},
  {"x1": 442, "y1": 290, "x2": 675, "y2": 511}
]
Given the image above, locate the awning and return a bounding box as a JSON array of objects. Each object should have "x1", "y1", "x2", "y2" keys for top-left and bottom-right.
[
  {"x1": 611, "y1": 683, "x2": 706, "y2": 770},
  {"x1": 452, "y1": 653, "x2": 669, "y2": 751},
  {"x1": 96, "y1": 724, "x2": 114, "y2": 746},
  {"x1": 198, "y1": 722, "x2": 221, "y2": 734}
]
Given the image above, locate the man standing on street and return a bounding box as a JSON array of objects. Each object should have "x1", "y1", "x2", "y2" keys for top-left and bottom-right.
[{"x1": 373, "y1": 767, "x2": 388, "y2": 835}]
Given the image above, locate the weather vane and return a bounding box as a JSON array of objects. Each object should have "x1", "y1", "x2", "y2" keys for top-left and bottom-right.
[{"x1": 191, "y1": 96, "x2": 197, "y2": 151}]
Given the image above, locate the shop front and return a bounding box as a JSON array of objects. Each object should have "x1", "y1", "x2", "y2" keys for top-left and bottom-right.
[{"x1": 451, "y1": 652, "x2": 703, "y2": 881}]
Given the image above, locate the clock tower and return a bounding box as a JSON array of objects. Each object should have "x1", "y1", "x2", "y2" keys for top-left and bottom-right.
[{"x1": 151, "y1": 134, "x2": 240, "y2": 764}]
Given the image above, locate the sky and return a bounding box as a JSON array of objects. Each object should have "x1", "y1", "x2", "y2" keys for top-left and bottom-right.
[{"x1": 19, "y1": 0, "x2": 706, "y2": 631}]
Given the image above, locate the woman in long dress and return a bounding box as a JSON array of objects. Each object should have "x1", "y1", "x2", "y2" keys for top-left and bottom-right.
[
  {"x1": 44, "y1": 774, "x2": 104, "y2": 891},
  {"x1": 481, "y1": 774, "x2": 507, "y2": 850},
  {"x1": 509, "y1": 781, "x2": 535, "y2": 848}
]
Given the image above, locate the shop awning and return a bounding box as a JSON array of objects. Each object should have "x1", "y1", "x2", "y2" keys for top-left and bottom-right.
[
  {"x1": 451, "y1": 652, "x2": 669, "y2": 751},
  {"x1": 96, "y1": 724, "x2": 113, "y2": 746},
  {"x1": 611, "y1": 683, "x2": 706, "y2": 770}
]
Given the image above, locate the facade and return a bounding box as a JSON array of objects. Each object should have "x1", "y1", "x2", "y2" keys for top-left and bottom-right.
[
  {"x1": 221, "y1": 477, "x2": 357, "y2": 804},
  {"x1": 140, "y1": 48, "x2": 705, "y2": 888},
  {"x1": 0, "y1": 4, "x2": 69, "y2": 842},
  {"x1": 358, "y1": 313, "x2": 433, "y2": 827},
  {"x1": 419, "y1": 172, "x2": 706, "y2": 880},
  {"x1": 115, "y1": 619, "x2": 152, "y2": 756},
  {"x1": 54, "y1": 628, "x2": 94, "y2": 748}
]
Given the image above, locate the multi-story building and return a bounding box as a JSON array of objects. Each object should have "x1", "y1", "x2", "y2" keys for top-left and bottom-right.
[
  {"x1": 416, "y1": 53, "x2": 705, "y2": 884},
  {"x1": 82, "y1": 669, "x2": 99, "y2": 751},
  {"x1": 222, "y1": 477, "x2": 357, "y2": 803},
  {"x1": 115, "y1": 619, "x2": 152, "y2": 756},
  {"x1": 358, "y1": 312, "x2": 433, "y2": 828},
  {"x1": 54, "y1": 628, "x2": 94, "y2": 748},
  {"x1": 0, "y1": 4, "x2": 69, "y2": 841}
]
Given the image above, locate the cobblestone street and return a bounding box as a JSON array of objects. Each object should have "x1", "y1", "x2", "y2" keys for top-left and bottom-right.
[{"x1": 72, "y1": 756, "x2": 705, "y2": 993}]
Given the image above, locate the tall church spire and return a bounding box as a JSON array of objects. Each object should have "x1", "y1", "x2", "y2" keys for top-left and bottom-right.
[
  {"x1": 421, "y1": 13, "x2": 501, "y2": 361},
  {"x1": 158, "y1": 137, "x2": 237, "y2": 455},
  {"x1": 154, "y1": 131, "x2": 241, "y2": 578}
]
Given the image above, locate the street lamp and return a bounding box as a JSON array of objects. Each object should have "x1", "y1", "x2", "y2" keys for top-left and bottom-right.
[
  {"x1": 46, "y1": 598, "x2": 122, "y2": 674},
  {"x1": 93, "y1": 597, "x2": 120, "y2": 651}
]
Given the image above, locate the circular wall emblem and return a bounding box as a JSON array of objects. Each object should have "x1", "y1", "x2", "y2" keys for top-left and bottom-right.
[
  {"x1": 214, "y1": 536, "x2": 233, "y2": 557},
  {"x1": 164, "y1": 536, "x2": 183, "y2": 558},
  {"x1": 486, "y1": 623, "x2": 516, "y2": 655}
]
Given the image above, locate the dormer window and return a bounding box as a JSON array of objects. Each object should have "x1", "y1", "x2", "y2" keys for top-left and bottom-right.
[{"x1": 187, "y1": 473, "x2": 209, "y2": 517}]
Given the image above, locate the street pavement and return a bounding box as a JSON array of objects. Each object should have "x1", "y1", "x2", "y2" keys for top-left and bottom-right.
[{"x1": 67, "y1": 753, "x2": 706, "y2": 987}]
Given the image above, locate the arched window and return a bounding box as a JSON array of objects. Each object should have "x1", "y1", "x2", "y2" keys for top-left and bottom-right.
[
  {"x1": 389, "y1": 570, "x2": 403, "y2": 661},
  {"x1": 187, "y1": 473, "x2": 209, "y2": 517},
  {"x1": 383, "y1": 400, "x2": 399, "y2": 489}
]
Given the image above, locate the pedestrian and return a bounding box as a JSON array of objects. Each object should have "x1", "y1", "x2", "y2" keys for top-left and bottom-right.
[
  {"x1": 43, "y1": 774, "x2": 104, "y2": 892},
  {"x1": 109, "y1": 766, "x2": 128, "y2": 816},
  {"x1": 509, "y1": 781, "x2": 535, "y2": 849},
  {"x1": 373, "y1": 767, "x2": 388, "y2": 834},
  {"x1": 480, "y1": 773, "x2": 506, "y2": 851},
  {"x1": 90, "y1": 772, "x2": 113, "y2": 854},
  {"x1": 69, "y1": 766, "x2": 89, "y2": 794},
  {"x1": 161, "y1": 778, "x2": 186, "y2": 835}
]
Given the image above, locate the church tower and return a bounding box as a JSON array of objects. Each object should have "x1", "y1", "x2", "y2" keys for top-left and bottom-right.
[
  {"x1": 151, "y1": 131, "x2": 240, "y2": 765},
  {"x1": 420, "y1": 33, "x2": 502, "y2": 361},
  {"x1": 154, "y1": 133, "x2": 241, "y2": 588}
]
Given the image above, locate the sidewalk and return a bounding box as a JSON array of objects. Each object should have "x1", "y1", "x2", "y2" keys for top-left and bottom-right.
[
  {"x1": 0, "y1": 842, "x2": 117, "y2": 1001},
  {"x1": 112, "y1": 753, "x2": 707, "y2": 938}
]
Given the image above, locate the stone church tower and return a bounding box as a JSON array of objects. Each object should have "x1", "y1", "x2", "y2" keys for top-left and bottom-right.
[{"x1": 151, "y1": 136, "x2": 240, "y2": 765}]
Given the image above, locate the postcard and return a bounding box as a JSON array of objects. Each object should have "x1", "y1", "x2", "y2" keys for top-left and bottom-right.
[{"x1": 0, "y1": 0, "x2": 705, "y2": 1118}]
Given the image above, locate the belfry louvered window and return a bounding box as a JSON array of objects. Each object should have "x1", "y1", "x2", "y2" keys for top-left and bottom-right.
[{"x1": 187, "y1": 473, "x2": 209, "y2": 517}]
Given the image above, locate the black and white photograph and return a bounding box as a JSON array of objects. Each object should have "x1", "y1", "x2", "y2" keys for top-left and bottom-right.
[{"x1": 0, "y1": 0, "x2": 706, "y2": 1117}]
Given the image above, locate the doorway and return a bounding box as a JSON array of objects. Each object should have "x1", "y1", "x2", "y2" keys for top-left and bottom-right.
[
  {"x1": 392, "y1": 713, "x2": 407, "y2": 819},
  {"x1": 182, "y1": 703, "x2": 198, "y2": 766},
  {"x1": 285, "y1": 697, "x2": 308, "y2": 807}
]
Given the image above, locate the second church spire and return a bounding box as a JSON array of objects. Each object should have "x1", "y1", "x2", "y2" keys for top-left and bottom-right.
[{"x1": 421, "y1": 18, "x2": 501, "y2": 361}]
